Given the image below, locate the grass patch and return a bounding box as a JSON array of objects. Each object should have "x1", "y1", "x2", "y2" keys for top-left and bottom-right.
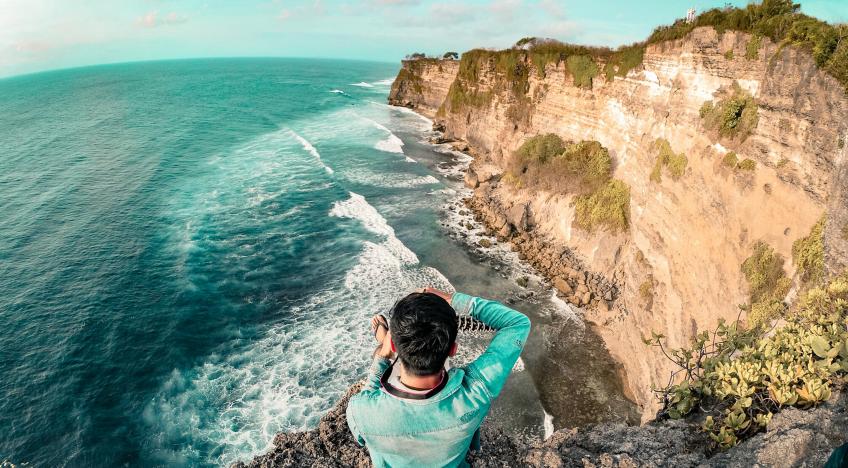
[
  {"x1": 566, "y1": 55, "x2": 599, "y2": 89},
  {"x1": 725, "y1": 49, "x2": 735, "y2": 60},
  {"x1": 650, "y1": 138, "x2": 688, "y2": 182},
  {"x1": 603, "y1": 44, "x2": 646, "y2": 81},
  {"x1": 738, "y1": 158, "x2": 757, "y2": 171},
  {"x1": 722, "y1": 151, "x2": 739, "y2": 168},
  {"x1": 741, "y1": 241, "x2": 791, "y2": 327},
  {"x1": 746, "y1": 34, "x2": 763, "y2": 60},
  {"x1": 793, "y1": 217, "x2": 826, "y2": 286},
  {"x1": 573, "y1": 179, "x2": 630, "y2": 233},
  {"x1": 639, "y1": 280, "x2": 654, "y2": 300},
  {"x1": 700, "y1": 82, "x2": 759, "y2": 141},
  {"x1": 512, "y1": 135, "x2": 612, "y2": 193}
]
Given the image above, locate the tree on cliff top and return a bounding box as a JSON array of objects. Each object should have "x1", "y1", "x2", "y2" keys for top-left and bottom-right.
[{"x1": 443, "y1": 51, "x2": 459, "y2": 60}]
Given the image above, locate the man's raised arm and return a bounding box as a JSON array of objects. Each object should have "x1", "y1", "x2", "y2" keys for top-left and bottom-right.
[{"x1": 450, "y1": 292, "x2": 530, "y2": 400}]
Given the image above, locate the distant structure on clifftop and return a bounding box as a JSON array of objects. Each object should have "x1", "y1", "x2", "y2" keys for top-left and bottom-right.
[{"x1": 686, "y1": 8, "x2": 696, "y2": 23}]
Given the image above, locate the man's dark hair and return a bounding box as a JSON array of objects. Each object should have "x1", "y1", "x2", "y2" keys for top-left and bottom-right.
[{"x1": 390, "y1": 292, "x2": 458, "y2": 376}]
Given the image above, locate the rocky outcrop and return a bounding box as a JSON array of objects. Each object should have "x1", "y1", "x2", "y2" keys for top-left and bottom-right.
[
  {"x1": 390, "y1": 27, "x2": 848, "y2": 417},
  {"x1": 239, "y1": 382, "x2": 848, "y2": 467},
  {"x1": 388, "y1": 59, "x2": 459, "y2": 115}
]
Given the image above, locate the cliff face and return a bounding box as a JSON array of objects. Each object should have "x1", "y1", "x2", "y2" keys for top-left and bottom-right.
[{"x1": 390, "y1": 27, "x2": 848, "y2": 417}]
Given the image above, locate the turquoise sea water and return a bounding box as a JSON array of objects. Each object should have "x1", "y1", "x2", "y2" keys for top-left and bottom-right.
[{"x1": 0, "y1": 58, "x2": 635, "y2": 467}]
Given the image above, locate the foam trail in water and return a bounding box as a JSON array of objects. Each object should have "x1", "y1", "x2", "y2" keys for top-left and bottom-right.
[
  {"x1": 363, "y1": 117, "x2": 405, "y2": 154},
  {"x1": 288, "y1": 130, "x2": 334, "y2": 174},
  {"x1": 329, "y1": 89, "x2": 346, "y2": 95},
  {"x1": 145, "y1": 192, "x2": 455, "y2": 466},
  {"x1": 344, "y1": 170, "x2": 439, "y2": 188},
  {"x1": 373, "y1": 78, "x2": 395, "y2": 86},
  {"x1": 350, "y1": 82, "x2": 374, "y2": 88}
]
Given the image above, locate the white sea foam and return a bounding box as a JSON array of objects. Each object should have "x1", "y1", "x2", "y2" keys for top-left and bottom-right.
[
  {"x1": 543, "y1": 410, "x2": 555, "y2": 439},
  {"x1": 344, "y1": 169, "x2": 439, "y2": 188},
  {"x1": 405, "y1": 156, "x2": 416, "y2": 163},
  {"x1": 363, "y1": 117, "x2": 406, "y2": 154},
  {"x1": 147, "y1": 191, "x2": 456, "y2": 466},
  {"x1": 375, "y1": 133, "x2": 405, "y2": 153},
  {"x1": 288, "y1": 130, "x2": 334, "y2": 174},
  {"x1": 350, "y1": 82, "x2": 374, "y2": 88},
  {"x1": 373, "y1": 78, "x2": 395, "y2": 86},
  {"x1": 329, "y1": 89, "x2": 346, "y2": 94}
]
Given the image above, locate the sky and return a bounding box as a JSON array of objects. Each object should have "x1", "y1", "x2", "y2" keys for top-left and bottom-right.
[{"x1": 1, "y1": 0, "x2": 846, "y2": 78}]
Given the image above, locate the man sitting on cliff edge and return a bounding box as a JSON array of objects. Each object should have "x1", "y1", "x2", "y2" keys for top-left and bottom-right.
[{"x1": 346, "y1": 287, "x2": 531, "y2": 467}]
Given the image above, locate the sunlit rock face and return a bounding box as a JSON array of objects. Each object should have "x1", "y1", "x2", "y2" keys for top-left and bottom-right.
[{"x1": 390, "y1": 27, "x2": 848, "y2": 417}]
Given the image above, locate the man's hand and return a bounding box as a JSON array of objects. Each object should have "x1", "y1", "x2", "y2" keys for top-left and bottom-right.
[
  {"x1": 370, "y1": 314, "x2": 394, "y2": 359},
  {"x1": 419, "y1": 286, "x2": 453, "y2": 304}
]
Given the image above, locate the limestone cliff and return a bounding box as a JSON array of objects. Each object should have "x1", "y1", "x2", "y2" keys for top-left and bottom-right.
[{"x1": 389, "y1": 27, "x2": 848, "y2": 417}]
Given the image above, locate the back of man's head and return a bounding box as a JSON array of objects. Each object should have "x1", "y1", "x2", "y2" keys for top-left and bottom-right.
[{"x1": 390, "y1": 292, "x2": 458, "y2": 376}]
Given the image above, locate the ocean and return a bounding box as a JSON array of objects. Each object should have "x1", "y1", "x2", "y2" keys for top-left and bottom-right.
[{"x1": 0, "y1": 58, "x2": 636, "y2": 467}]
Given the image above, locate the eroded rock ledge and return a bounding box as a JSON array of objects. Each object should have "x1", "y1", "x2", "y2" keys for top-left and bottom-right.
[{"x1": 237, "y1": 383, "x2": 847, "y2": 467}]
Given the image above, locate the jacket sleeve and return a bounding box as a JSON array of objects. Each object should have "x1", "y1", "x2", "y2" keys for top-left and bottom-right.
[
  {"x1": 363, "y1": 355, "x2": 391, "y2": 391},
  {"x1": 452, "y1": 292, "x2": 530, "y2": 400},
  {"x1": 347, "y1": 356, "x2": 390, "y2": 446}
]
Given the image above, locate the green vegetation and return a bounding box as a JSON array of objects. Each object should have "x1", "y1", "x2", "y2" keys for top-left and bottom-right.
[
  {"x1": 574, "y1": 180, "x2": 631, "y2": 233},
  {"x1": 738, "y1": 158, "x2": 757, "y2": 171},
  {"x1": 644, "y1": 0, "x2": 848, "y2": 92},
  {"x1": 746, "y1": 34, "x2": 763, "y2": 59},
  {"x1": 650, "y1": 139, "x2": 688, "y2": 182},
  {"x1": 722, "y1": 151, "x2": 740, "y2": 168},
  {"x1": 512, "y1": 135, "x2": 612, "y2": 193},
  {"x1": 646, "y1": 274, "x2": 848, "y2": 450},
  {"x1": 437, "y1": 0, "x2": 848, "y2": 122},
  {"x1": 566, "y1": 55, "x2": 600, "y2": 89},
  {"x1": 603, "y1": 45, "x2": 646, "y2": 81},
  {"x1": 443, "y1": 51, "x2": 459, "y2": 60},
  {"x1": 510, "y1": 134, "x2": 630, "y2": 232},
  {"x1": 515, "y1": 133, "x2": 566, "y2": 163},
  {"x1": 742, "y1": 241, "x2": 792, "y2": 326},
  {"x1": 839, "y1": 137, "x2": 845, "y2": 149},
  {"x1": 793, "y1": 217, "x2": 826, "y2": 286},
  {"x1": 639, "y1": 280, "x2": 654, "y2": 300},
  {"x1": 700, "y1": 82, "x2": 760, "y2": 141},
  {"x1": 725, "y1": 49, "x2": 735, "y2": 60}
]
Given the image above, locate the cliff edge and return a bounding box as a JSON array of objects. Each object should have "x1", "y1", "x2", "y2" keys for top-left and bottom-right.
[{"x1": 235, "y1": 381, "x2": 847, "y2": 467}]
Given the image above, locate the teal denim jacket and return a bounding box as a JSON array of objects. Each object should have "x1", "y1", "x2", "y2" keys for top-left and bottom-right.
[{"x1": 346, "y1": 293, "x2": 531, "y2": 467}]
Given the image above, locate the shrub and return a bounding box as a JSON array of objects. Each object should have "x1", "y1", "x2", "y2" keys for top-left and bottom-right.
[
  {"x1": 650, "y1": 138, "x2": 688, "y2": 182},
  {"x1": 725, "y1": 49, "x2": 735, "y2": 60},
  {"x1": 700, "y1": 101, "x2": 714, "y2": 119},
  {"x1": 646, "y1": 274, "x2": 848, "y2": 451},
  {"x1": 566, "y1": 55, "x2": 600, "y2": 89},
  {"x1": 639, "y1": 280, "x2": 654, "y2": 300},
  {"x1": 793, "y1": 217, "x2": 826, "y2": 286},
  {"x1": 722, "y1": 152, "x2": 739, "y2": 168},
  {"x1": 513, "y1": 137, "x2": 613, "y2": 194},
  {"x1": 603, "y1": 44, "x2": 646, "y2": 81},
  {"x1": 742, "y1": 241, "x2": 791, "y2": 320},
  {"x1": 738, "y1": 158, "x2": 757, "y2": 171},
  {"x1": 515, "y1": 134, "x2": 566, "y2": 163},
  {"x1": 443, "y1": 51, "x2": 459, "y2": 60},
  {"x1": 746, "y1": 35, "x2": 763, "y2": 60},
  {"x1": 839, "y1": 137, "x2": 845, "y2": 150},
  {"x1": 573, "y1": 179, "x2": 630, "y2": 232},
  {"x1": 700, "y1": 83, "x2": 759, "y2": 141}
]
